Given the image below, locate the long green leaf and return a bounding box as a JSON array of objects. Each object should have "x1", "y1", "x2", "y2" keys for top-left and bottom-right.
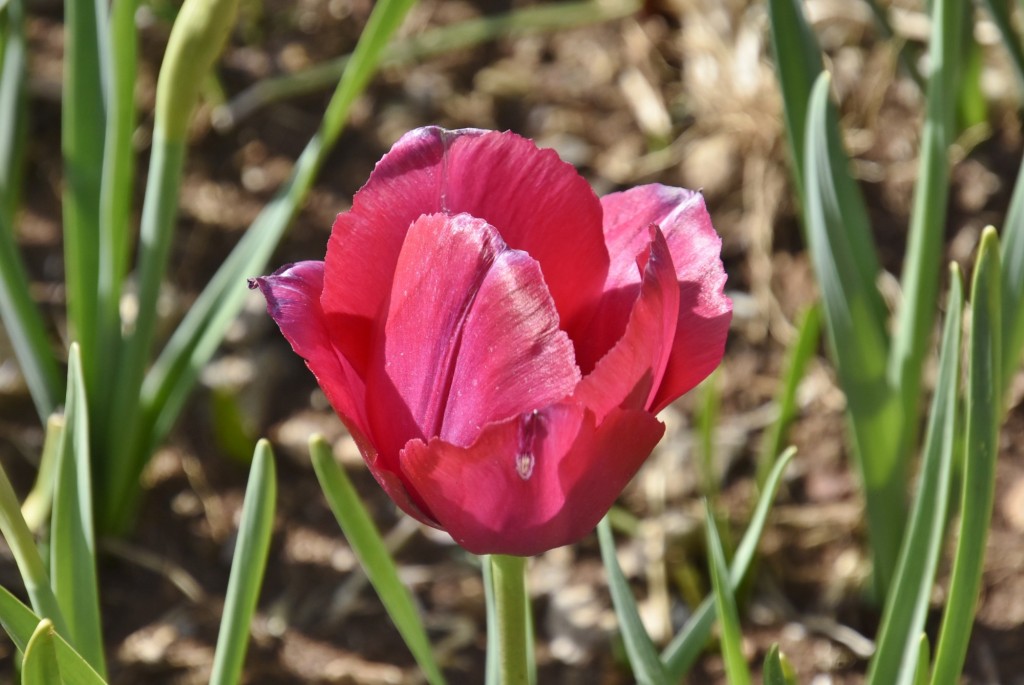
[
  {"x1": 930, "y1": 227, "x2": 1002, "y2": 685},
  {"x1": 0, "y1": 0, "x2": 61, "y2": 420},
  {"x1": 22, "y1": 619, "x2": 61, "y2": 685},
  {"x1": 597, "y1": 517, "x2": 669, "y2": 685},
  {"x1": 103, "y1": 0, "x2": 419, "y2": 531},
  {"x1": 662, "y1": 447, "x2": 795, "y2": 679},
  {"x1": 1000, "y1": 152, "x2": 1024, "y2": 398},
  {"x1": 763, "y1": 644, "x2": 796, "y2": 685},
  {"x1": 309, "y1": 435, "x2": 445, "y2": 685},
  {"x1": 887, "y1": 0, "x2": 962, "y2": 486},
  {"x1": 61, "y1": 0, "x2": 107, "y2": 382},
  {"x1": 705, "y1": 501, "x2": 751, "y2": 685},
  {"x1": 767, "y1": 0, "x2": 824, "y2": 200},
  {"x1": 913, "y1": 634, "x2": 931, "y2": 685},
  {"x1": 50, "y1": 344, "x2": 105, "y2": 677},
  {"x1": 209, "y1": 440, "x2": 276, "y2": 685},
  {"x1": 0, "y1": 586, "x2": 106, "y2": 685},
  {"x1": 804, "y1": 71, "x2": 903, "y2": 595},
  {"x1": 21, "y1": 415, "x2": 64, "y2": 533},
  {"x1": 867, "y1": 266, "x2": 963, "y2": 685}
]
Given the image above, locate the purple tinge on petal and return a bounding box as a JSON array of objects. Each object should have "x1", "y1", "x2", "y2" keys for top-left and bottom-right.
[
  {"x1": 399, "y1": 402, "x2": 665, "y2": 556},
  {"x1": 321, "y1": 127, "x2": 609, "y2": 376},
  {"x1": 364, "y1": 213, "x2": 580, "y2": 482},
  {"x1": 599, "y1": 184, "x2": 732, "y2": 412},
  {"x1": 250, "y1": 262, "x2": 436, "y2": 526}
]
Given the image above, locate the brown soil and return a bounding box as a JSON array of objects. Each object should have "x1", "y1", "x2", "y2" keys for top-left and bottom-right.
[{"x1": 2, "y1": 0, "x2": 1024, "y2": 683}]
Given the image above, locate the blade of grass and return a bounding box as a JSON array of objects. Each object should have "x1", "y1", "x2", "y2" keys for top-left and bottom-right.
[
  {"x1": 866, "y1": 265, "x2": 963, "y2": 685},
  {"x1": 50, "y1": 344, "x2": 105, "y2": 677},
  {"x1": 61, "y1": 0, "x2": 107, "y2": 383},
  {"x1": 0, "y1": 440, "x2": 68, "y2": 637},
  {"x1": 767, "y1": 0, "x2": 824, "y2": 201},
  {"x1": 309, "y1": 435, "x2": 445, "y2": 685},
  {"x1": 661, "y1": 447, "x2": 795, "y2": 679},
  {"x1": 757, "y1": 304, "x2": 820, "y2": 487},
  {"x1": 0, "y1": 0, "x2": 62, "y2": 420},
  {"x1": 887, "y1": 0, "x2": 963, "y2": 484},
  {"x1": 930, "y1": 227, "x2": 1002, "y2": 685},
  {"x1": 99, "y1": 0, "x2": 240, "y2": 533},
  {"x1": 999, "y1": 154, "x2": 1024, "y2": 398},
  {"x1": 0, "y1": 586, "x2": 106, "y2": 685},
  {"x1": 803, "y1": 72, "x2": 903, "y2": 595},
  {"x1": 705, "y1": 501, "x2": 751, "y2": 685},
  {"x1": 913, "y1": 634, "x2": 930, "y2": 685},
  {"x1": 763, "y1": 644, "x2": 796, "y2": 685},
  {"x1": 21, "y1": 415, "x2": 64, "y2": 533},
  {"x1": 597, "y1": 517, "x2": 670, "y2": 685},
  {"x1": 216, "y1": 0, "x2": 640, "y2": 128},
  {"x1": 103, "y1": 0, "x2": 419, "y2": 531},
  {"x1": 209, "y1": 440, "x2": 276, "y2": 685},
  {"x1": 22, "y1": 619, "x2": 61, "y2": 685}
]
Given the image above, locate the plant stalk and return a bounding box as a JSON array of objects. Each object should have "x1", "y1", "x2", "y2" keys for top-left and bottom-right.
[{"x1": 490, "y1": 554, "x2": 529, "y2": 685}]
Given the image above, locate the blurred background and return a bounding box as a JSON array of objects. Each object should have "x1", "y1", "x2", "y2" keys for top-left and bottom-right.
[{"x1": 1, "y1": 0, "x2": 1023, "y2": 681}]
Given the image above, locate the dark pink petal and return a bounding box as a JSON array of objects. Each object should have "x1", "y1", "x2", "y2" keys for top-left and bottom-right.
[
  {"x1": 365, "y1": 213, "x2": 580, "y2": 476},
  {"x1": 251, "y1": 263, "x2": 435, "y2": 525},
  {"x1": 575, "y1": 228, "x2": 679, "y2": 421},
  {"x1": 600, "y1": 185, "x2": 731, "y2": 412},
  {"x1": 399, "y1": 403, "x2": 665, "y2": 556},
  {"x1": 321, "y1": 128, "x2": 609, "y2": 374}
]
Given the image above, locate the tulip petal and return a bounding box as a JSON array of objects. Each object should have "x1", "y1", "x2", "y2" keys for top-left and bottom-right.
[
  {"x1": 400, "y1": 403, "x2": 665, "y2": 556},
  {"x1": 366, "y1": 213, "x2": 581, "y2": 471},
  {"x1": 251, "y1": 262, "x2": 435, "y2": 525},
  {"x1": 600, "y1": 185, "x2": 732, "y2": 411},
  {"x1": 575, "y1": 227, "x2": 680, "y2": 420},
  {"x1": 321, "y1": 127, "x2": 609, "y2": 373}
]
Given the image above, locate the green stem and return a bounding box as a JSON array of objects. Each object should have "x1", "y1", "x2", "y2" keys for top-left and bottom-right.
[{"x1": 490, "y1": 555, "x2": 529, "y2": 685}]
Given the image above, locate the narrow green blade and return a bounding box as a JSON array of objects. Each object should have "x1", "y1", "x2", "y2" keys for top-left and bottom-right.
[
  {"x1": 930, "y1": 228, "x2": 1002, "y2": 685},
  {"x1": 309, "y1": 435, "x2": 445, "y2": 685},
  {"x1": 867, "y1": 266, "x2": 963, "y2": 685},
  {"x1": 1000, "y1": 153, "x2": 1024, "y2": 398},
  {"x1": 913, "y1": 634, "x2": 931, "y2": 685},
  {"x1": 209, "y1": 440, "x2": 276, "y2": 685},
  {"x1": 22, "y1": 619, "x2": 61, "y2": 685},
  {"x1": 705, "y1": 501, "x2": 751, "y2": 685},
  {"x1": 804, "y1": 71, "x2": 903, "y2": 595},
  {"x1": 0, "y1": 586, "x2": 106, "y2": 685},
  {"x1": 763, "y1": 644, "x2": 796, "y2": 685},
  {"x1": 50, "y1": 344, "x2": 105, "y2": 677},
  {"x1": 597, "y1": 517, "x2": 669, "y2": 685},
  {"x1": 662, "y1": 447, "x2": 795, "y2": 679}
]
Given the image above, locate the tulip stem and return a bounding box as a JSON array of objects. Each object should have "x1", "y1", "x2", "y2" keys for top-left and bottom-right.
[{"x1": 490, "y1": 554, "x2": 530, "y2": 685}]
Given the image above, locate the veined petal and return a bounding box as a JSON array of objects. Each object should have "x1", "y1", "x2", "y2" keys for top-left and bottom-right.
[
  {"x1": 601, "y1": 185, "x2": 731, "y2": 411},
  {"x1": 399, "y1": 403, "x2": 664, "y2": 556},
  {"x1": 321, "y1": 127, "x2": 609, "y2": 374},
  {"x1": 366, "y1": 213, "x2": 580, "y2": 474},
  {"x1": 251, "y1": 263, "x2": 435, "y2": 525},
  {"x1": 575, "y1": 228, "x2": 680, "y2": 420}
]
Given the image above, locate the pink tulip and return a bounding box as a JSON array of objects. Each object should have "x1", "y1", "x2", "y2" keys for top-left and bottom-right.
[{"x1": 252, "y1": 127, "x2": 731, "y2": 556}]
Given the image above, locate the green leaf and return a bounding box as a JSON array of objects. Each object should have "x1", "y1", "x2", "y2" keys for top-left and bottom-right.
[
  {"x1": 50, "y1": 344, "x2": 105, "y2": 677},
  {"x1": 309, "y1": 435, "x2": 445, "y2": 685},
  {"x1": 21, "y1": 415, "x2": 64, "y2": 533},
  {"x1": 705, "y1": 501, "x2": 751, "y2": 685},
  {"x1": 763, "y1": 644, "x2": 796, "y2": 685},
  {"x1": 758, "y1": 304, "x2": 820, "y2": 487},
  {"x1": 767, "y1": 0, "x2": 824, "y2": 200},
  {"x1": 804, "y1": 71, "x2": 903, "y2": 595},
  {"x1": 597, "y1": 517, "x2": 669, "y2": 685},
  {"x1": 867, "y1": 266, "x2": 963, "y2": 685},
  {"x1": 913, "y1": 634, "x2": 931, "y2": 685},
  {"x1": 209, "y1": 440, "x2": 276, "y2": 685},
  {"x1": 662, "y1": 447, "x2": 795, "y2": 679},
  {"x1": 0, "y1": 586, "x2": 106, "y2": 685},
  {"x1": 22, "y1": 619, "x2": 61, "y2": 685},
  {"x1": 930, "y1": 227, "x2": 1002, "y2": 685},
  {"x1": 1000, "y1": 154, "x2": 1024, "y2": 398}
]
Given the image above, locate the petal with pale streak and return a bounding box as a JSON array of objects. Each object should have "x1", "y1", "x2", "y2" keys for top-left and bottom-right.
[{"x1": 399, "y1": 403, "x2": 664, "y2": 556}]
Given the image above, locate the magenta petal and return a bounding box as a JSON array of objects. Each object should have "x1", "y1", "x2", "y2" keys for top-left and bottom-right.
[
  {"x1": 251, "y1": 263, "x2": 436, "y2": 525},
  {"x1": 366, "y1": 213, "x2": 580, "y2": 470},
  {"x1": 601, "y1": 185, "x2": 732, "y2": 412},
  {"x1": 321, "y1": 128, "x2": 609, "y2": 374},
  {"x1": 399, "y1": 403, "x2": 665, "y2": 556},
  {"x1": 575, "y1": 228, "x2": 680, "y2": 420}
]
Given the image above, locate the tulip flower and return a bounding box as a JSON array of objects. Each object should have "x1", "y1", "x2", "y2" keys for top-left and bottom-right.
[{"x1": 253, "y1": 127, "x2": 731, "y2": 556}]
